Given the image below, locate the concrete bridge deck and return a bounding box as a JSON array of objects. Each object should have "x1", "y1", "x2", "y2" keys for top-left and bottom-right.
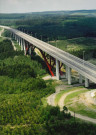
[{"x1": 0, "y1": 25, "x2": 96, "y2": 87}]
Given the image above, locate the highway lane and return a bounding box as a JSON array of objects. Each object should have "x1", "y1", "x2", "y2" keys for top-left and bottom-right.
[
  {"x1": 6, "y1": 27, "x2": 96, "y2": 82},
  {"x1": 31, "y1": 35, "x2": 96, "y2": 72},
  {"x1": 1, "y1": 26, "x2": 96, "y2": 83},
  {"x1": 12, "y1": 30, "x2": 96, "y2": 82},
  {"x1": 15, "y1": 30, "x2": 96, "y2": 78},
  {"x1": 15, "y1": 29, "x2": 96, "y2": 74},
  {"x1": 15, "y1": 28, "x2": 96, "y2": 72}
]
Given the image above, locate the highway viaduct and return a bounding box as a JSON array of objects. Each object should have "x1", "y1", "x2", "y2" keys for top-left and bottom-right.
[{"x1": 0, "y1": 25, "x2": 96, "y2": 87}]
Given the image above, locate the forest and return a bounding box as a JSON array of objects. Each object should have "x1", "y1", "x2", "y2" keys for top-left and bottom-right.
[
  {"x1": 1, "y1": 10, "x2": 96, "y2": 60},
  {"x1": 0, "y1": 10, "x2": 96, "y2": 40},
  {"x1": 0, "y1": 10, "x2": 96, "y2": 134},
  {"x1": 0, "y1": 38, "x2": 96, "y2": 134}
]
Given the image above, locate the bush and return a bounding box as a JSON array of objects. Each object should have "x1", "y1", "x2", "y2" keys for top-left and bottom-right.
[{"x1": 0, "y1": 64, "x2": 36, "y2": 79}]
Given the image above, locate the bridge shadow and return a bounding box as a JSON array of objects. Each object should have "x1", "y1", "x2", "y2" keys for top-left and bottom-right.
[
  {"x1": 89, "y1": 83, "x2": 96, "y2": 89},
  {"x1": 30, "y1": 52, "x2": 50, "y2": 74}
]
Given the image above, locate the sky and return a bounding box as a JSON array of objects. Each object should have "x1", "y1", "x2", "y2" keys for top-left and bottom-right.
[{"x1": 0, "y1": 0, "x2": 96, "y2": 13}]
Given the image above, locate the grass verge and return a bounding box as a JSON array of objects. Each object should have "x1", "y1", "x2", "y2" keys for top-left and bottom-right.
[
  {"x1": 64, "y1": 89, "x2": 96, "y2": 119},
  {"x1": 55, "y1": 86, "x2": 84, "y2": 105}
]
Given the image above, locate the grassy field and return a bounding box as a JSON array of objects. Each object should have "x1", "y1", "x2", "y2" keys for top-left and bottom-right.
[
  {"x1": 88, "y1": 59, "x2": 96, "y2": 65},
  {"x1": 49, "y1": 37, "x2": 96, "y2": 61},
  {"x1": 49, "y1": 37, "x2": 96, "y2": 52},
  {"x1": 55, "y1": 86, "x2": 84, "y2": 105},
  {"x1": 64, "y1": 90, "x2": 88, "y2": 105},
  {"x1": 55, "y1": 86, "x2": 96, "y2": 118},
  {"x1": 64, "y1": 89, "x2": 96, "y2": 118}
]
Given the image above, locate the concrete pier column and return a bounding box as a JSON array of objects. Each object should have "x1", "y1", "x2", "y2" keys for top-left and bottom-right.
[
  {"x1": 27, "y1": 42, "x2": 30, "y2": 54},
  {"x1": 85, "y1": 78, "x2": 89, "y2": 87},
  {"x1": 56, "y1": 59, "x2": 60, "y2": 80},
  {"x1": 65, "y1": 66, "x2": 68, "y2": 79},
  {"x1": 12, "y1": 33, "x2": 14, "y2": 38},
  {"x1": 22, "y1": 39, "x2": 25, "y2": 51},
  {"x1": 17, "y1": 36, "x2": 19, "y2": 43},
  {"x1": 23, "y1": 40, "x2": 26, "y2": 55},
  {"x1": 68, "y1": 67, "x2": 71, "y2": 85},
  {"x1": 19, "y1": 37, "x2": 21, "y2": 46},
  {"x1": 10, "y1": 32, "x2": 12, "y2": 38},
  {"x1": 79, "y1": 74, "x2": 83, "y2": 84},
  {"x1": 29, "y1": 47, "x2": 32, "y2": 55},
  {"x1": 15, "y1": 34, "x2": 17, "y2": 40},
  {"x1": 21, "y1": 38, "x2": 23, "y2": 51}
]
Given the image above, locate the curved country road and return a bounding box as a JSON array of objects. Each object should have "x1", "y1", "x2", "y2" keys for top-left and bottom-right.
[
  {"x1": 47, "y1": 84, "x2": 72, "y2": 106},
  {"x1": 47, "y1": 87, "x2": 96, "y2": 124},
  {"x1": 0, "y1": 28, "x2": 17, "y2": 51}
]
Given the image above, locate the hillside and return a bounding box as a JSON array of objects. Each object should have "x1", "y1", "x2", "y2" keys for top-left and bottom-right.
[
  {"x1": 0, "y1": 10, "x2": 96, "y2": 134},
  {"x1": 0, "y1": 33, "x2": 96, "y2": 134},
  {"x1": 49, "y1": 37, "x2": 96, "y2": 61},
  {"x1": 0, "y1": 10, "x2": 96, "y2": 41},
  {"x1": 0, "y1": 38, "x2": 53, "y2": 134},
  {"x1": 0, "y1": 10, "x2": 96, "y2": 19},
  {"x1": 1, "y1": 10, "x2": 96, "y2": 63}
]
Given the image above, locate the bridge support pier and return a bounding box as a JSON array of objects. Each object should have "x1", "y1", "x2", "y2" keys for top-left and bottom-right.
[
  {"x1": 19, "y1": 37, "x2": 21, "y2": 46},
  {"x1": 17, "y1": 36, "x2": 19, "y2": 43},
  {"x1": 25, "y1": 42, "x2": 29, "y2": 55},
  {"x1": 15, "y1": 34, "x2": 17, "y2": 40},
  {"x1": 66, "y1": 66, "x2": 68, "y2": 79},
  {"x1": 68, "y1": 67, "x2": 71, "y2": 85},
  {"x1": 79, "y1": 74, "x2": 83, "y2": 84},
  {"x1": 29, "y1": 47, "x2": 32, "y2": 55},
  {"x1": 23, "y1": 40, "x2": 26, "y2": 55},
  {"x1": 21, "y1": 38, "x2": 23, "y2": 51},
  {"x1": 56, "y1": 59, "x2": 60, "y2": 80},
  {"x1": 85, "y1": 78, "x2": 89, "y2": 87},
  {"x1": 11, "y1": 32, "x2": 13, "y2": 38}
]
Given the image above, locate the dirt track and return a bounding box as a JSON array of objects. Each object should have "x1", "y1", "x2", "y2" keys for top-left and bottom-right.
[
  {"x1": 47, "y1": 86, "x2": 96, "y2": 124},
  {"x1": 0, "y1": 28, "x2": 17, "y2": 51},
  {"x1": 0, "y1": 28, "x2": 4, "y2": 37}
]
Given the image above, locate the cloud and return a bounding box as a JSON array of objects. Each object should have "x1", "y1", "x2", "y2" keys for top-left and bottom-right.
[{"x1": 0, "y1": 0, "x2": 96, "y2": 13}]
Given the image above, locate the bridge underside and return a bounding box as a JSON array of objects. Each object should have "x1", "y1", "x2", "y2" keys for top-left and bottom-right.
[{"x1": 12, "y1": 32, "x2": 94, "y2": 88}]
